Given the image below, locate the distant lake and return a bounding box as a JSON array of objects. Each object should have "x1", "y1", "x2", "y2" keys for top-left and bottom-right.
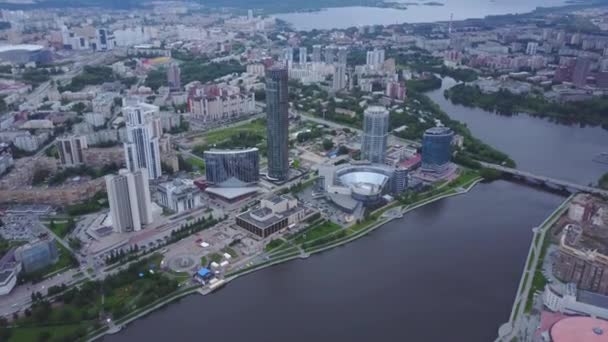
[{"x1": 275, "y1": 0, "x2": 566, "y2": 30}]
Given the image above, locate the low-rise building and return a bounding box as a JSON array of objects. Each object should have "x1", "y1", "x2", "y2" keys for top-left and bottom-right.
[
  {"x1": 156, "y1": 179, "x2": 201, "y2": 213},
  {"x1": 0, "y1": 248, "x2": 21, "y2": 296},
  {"x1": 84, "y1": 112, "x2": 106, "y2": 128},
  {"x1": 188, "y1": 84, "x2": 256, "y2": 122},
  {"x1": 0, "y1": 151, "x2": 14, "y2": 175},
  {"x1": 14, "y1": 238, "x2": 59, "y2": 273},
  {"x1": 236, "y1": 194, "x2": 314, "y2": 238}
]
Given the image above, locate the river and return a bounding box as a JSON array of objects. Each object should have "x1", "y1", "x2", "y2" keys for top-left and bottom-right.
[
  {"x1": 104, "y1": 181, "x2": 563, "y2": 342},
  {"x1": 102, "y1": 53, "x2": 608, "y2": 342},
  {"x1": 426, "y1": 77, "x2": 608, "y2": 185},
  {"x1": 275, "y1": 0, "x2": 566, "y2": 30}
]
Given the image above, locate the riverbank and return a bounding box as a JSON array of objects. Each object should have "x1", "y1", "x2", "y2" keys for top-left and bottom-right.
[
  {"x1": 444, "y1": 83, "x2": 608, "y2": 130},
  {"x1": 497, "y1": 194, "x2": 573, "y2": 341},
  {"x1": 88, "y1": 173, "x2": 483, "y2": 342}
]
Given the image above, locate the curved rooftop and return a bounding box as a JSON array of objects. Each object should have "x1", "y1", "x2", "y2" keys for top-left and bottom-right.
[
  {"x1": 0, "y1": 44, "x2": 44, "y2": 53},
  {"x1": 205, "y1": 147, "x2": 259, "y2": 155},
  {"x1": 335, "y1": 164, "x2": 393, "y2": 197},
  {"x1": 551, "y1": 316, "x2": 608, "y2": 342}
]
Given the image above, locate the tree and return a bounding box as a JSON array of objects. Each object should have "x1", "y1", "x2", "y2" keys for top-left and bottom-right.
[
  {"x1": 37, "y1": 330, "x2": 51, "y2": 342},
  {"x1": 322, "y1": 139, "x2": 334, "y2": 151}
]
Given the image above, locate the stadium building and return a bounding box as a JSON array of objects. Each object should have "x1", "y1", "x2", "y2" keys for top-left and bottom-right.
[
  {"x1": 318, "y1": 162, "x2": 408, "y2": 212},
  {"x1": 0, "y1": 44, "x2": 52, "y2": 64}
]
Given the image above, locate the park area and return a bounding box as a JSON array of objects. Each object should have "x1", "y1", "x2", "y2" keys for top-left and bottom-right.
[{"x1": 2, "y1": 255, "x2": 179, "y2": 342}]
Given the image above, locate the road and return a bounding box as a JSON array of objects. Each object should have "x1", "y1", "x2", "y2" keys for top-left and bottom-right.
[{"x1": 298, "y1": 112, "x2": 420, "y2": 147}]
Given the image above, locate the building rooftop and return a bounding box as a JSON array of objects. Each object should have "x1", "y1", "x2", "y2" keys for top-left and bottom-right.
[
  {"x1": 551, "y1": 316, "x2": 608, "y2": 342},
  {"x1": 205, "y1": 186, "x2": 258, "y2": 200},
  {"x1": 204, "y1": 147, "x2": 259, "y2": 154},
  {"x1": 578, "y1": 289, "x2": 608, "y2": 310},
  {"x1": 0, "y1": 44, "x2": 44, "y2": 53},
  {"x1": 0, "y1": 269, "x2": 14, "y2": 283}
]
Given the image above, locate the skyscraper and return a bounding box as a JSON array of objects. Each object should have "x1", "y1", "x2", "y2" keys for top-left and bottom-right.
[
  {"x1": 337, "y1": 46, "x2": 348, "y2": 65},
  {"x1": 124, "y1": 103, "x2": 162, "y2": 180},
  {"x1": 299, "y1": 46, "x2": 307, "y2": 64},
  {"x1": 366, "y1": 48, "x2": 385, "y2": 68},
  {"x1": 421, "y1": 126, "x2": 454, "y2": 173},
  {"x1": 361, "y1": 106, "x2": 389, "y2": 164},
  {"x1": 283, "y1": 47, "x2": 294, "y2": 66},
  {"x1": 324, "y1": 45, "x2": 336, "y2": 64},
  {"x1": 312, "y1": 45, "x2": 322, "y2": 63},
  {"x1": 167, "y1": 62, "x2": 181, "y2": 91},
  {"x1": 265, "y1": 65, "x2": 289, "y2": 181},
  {"x1": 105, "y1": 168, "x2": 152, "y2": 233},
  {"x1": 56, "y1": 135, "x2": 88, "y2": 166},
  {"x1": 572, "y1": 57, "x2": 591, "y2": 87},
  {"x1": 333, "y1": 64, "x2": 347, "y2": 91},
  {"x1": 204, "y1": 148, "x2": 260, "y2": 186}
]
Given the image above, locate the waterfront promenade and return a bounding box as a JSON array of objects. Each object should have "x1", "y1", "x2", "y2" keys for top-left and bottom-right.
[
  {"x1": 88, "y1": 176, "x2": 483, "y2": 342},
  {"x1": 496, "y1": 194, "x2": 573, "y2": 341}
]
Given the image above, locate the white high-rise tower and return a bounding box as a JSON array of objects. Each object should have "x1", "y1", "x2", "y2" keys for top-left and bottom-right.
[
  {"x1": 124, "y1": 102, "x2": 162, "y2": 180},
  {"x1": 105, "y1": 168, "x2": 153, "y2": 233},
  {"x1": 361, "y1": 106, "x2": 389, "y2": 164}
]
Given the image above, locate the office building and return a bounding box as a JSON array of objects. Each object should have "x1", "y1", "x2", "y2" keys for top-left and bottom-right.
[
  {"x1": 312, "y1": 44, "x2": 322, "y2": 63},
  {"x1": 236, "y1": 194, "x2": 313, "y2": 238},
  {"x1": 105, "y1": 168, "x2": 153, "y2": 233},
  {"x1": 361, "y1": 106, "x2": 389, "y2": 164},
  {"x1": 299, "y1": 46, "x2": 307, "y2": 64},
  {"x1": 337, "y1": 46, "x2": 348, "y2": 65},
  {"x1": 421, "y1": 126, "x2": 454, "y2": 173},
  {"x1": 56, "y1": 135, "x2": 88, "y2": 167},
  {"x1": 333, "y1": 64, "x2": 347, "y2": 91},
  {"x1": 167, "y1": 62, "x2": 181, "y2": 91},
  {"x1": 572, "y1": 57, "x2": 591, "y2": 87},
  {"x1": 157, "y1": 179, "x2": 201, "y2": 213},
  {"x1": 14, "y1": 238, "x2": 58, "y2": 273},
  {"x1": 366, "y1": 48, "x2": 385, "y2": 68},
  {"x1": 124, "y1": 103, "x2": 162, "y2": 180},
  {"x1": 265, "y1": 65, "x2": 289, "y2": 181},
  {"x1": 204, "y1": 148, "x2": 260, "y2": 186}
]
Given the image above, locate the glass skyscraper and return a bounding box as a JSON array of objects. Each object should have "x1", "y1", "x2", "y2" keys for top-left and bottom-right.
[
  {"x1": 265, "y1": 65, "x2": 289, "y2": 181},
  {"x1": 361, "y1": 106, "x2": 389, "y2": 164},
  {"x1": 204, "y1": 148, "x2": 260, "y2": 186},
  {"x1": 421, "y1": 126, "x2": 454, "y2": 173}
]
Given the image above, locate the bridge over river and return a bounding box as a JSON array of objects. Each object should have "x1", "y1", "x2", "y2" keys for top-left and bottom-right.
[{"x1": 480, "y1": 162, "x2": 608, "y2": 197}]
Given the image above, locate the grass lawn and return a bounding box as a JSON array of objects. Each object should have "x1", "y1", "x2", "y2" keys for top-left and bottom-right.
[
  {"x1": 40, "y1": 243, "x2": 77, "y2": 277},
  {"x1": 221, "y1": 247, "x2": 238, "y2": 258},
  {"x1": 186, "y1": 157, "x2": 205, "y2": 171},
  {"x1": 8, "y1": 323, "x2": 87, "y2": 342},
  {"x1": 294, "y1": 221, "x2": 341, "y2": 244},
  {"x1": 448, "y1": 169, "x2": 481, "y2": 189},
  {"x1": 200, "y1": 256, "x2": 207, "y2": 266},
  {"x1": 204, "y1": 120, "x2": 266, "y2": 145},
  {"x1": 209, "y1": 253, "x2": 223, "y2": 263},
  {"x1": 46, "y1": 221, "x2": 71, "y2": 238},
  {"x1": 265, "y1": 239, "x2": 285, "y2": 252}
]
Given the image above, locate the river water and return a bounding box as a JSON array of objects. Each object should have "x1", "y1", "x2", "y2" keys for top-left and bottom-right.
[
  {"x1": 426, "y1": 77, "x2": 608, "y2": 185},
  {"x1": 103, "y1": 58, "x2": 608, "y2": 342},
  {"x1": 104, "y1": 181, "x2": 563, "y2": 342},
  {"x1": 275, "y1": 0, "x2": 566, "y2": 30}
]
